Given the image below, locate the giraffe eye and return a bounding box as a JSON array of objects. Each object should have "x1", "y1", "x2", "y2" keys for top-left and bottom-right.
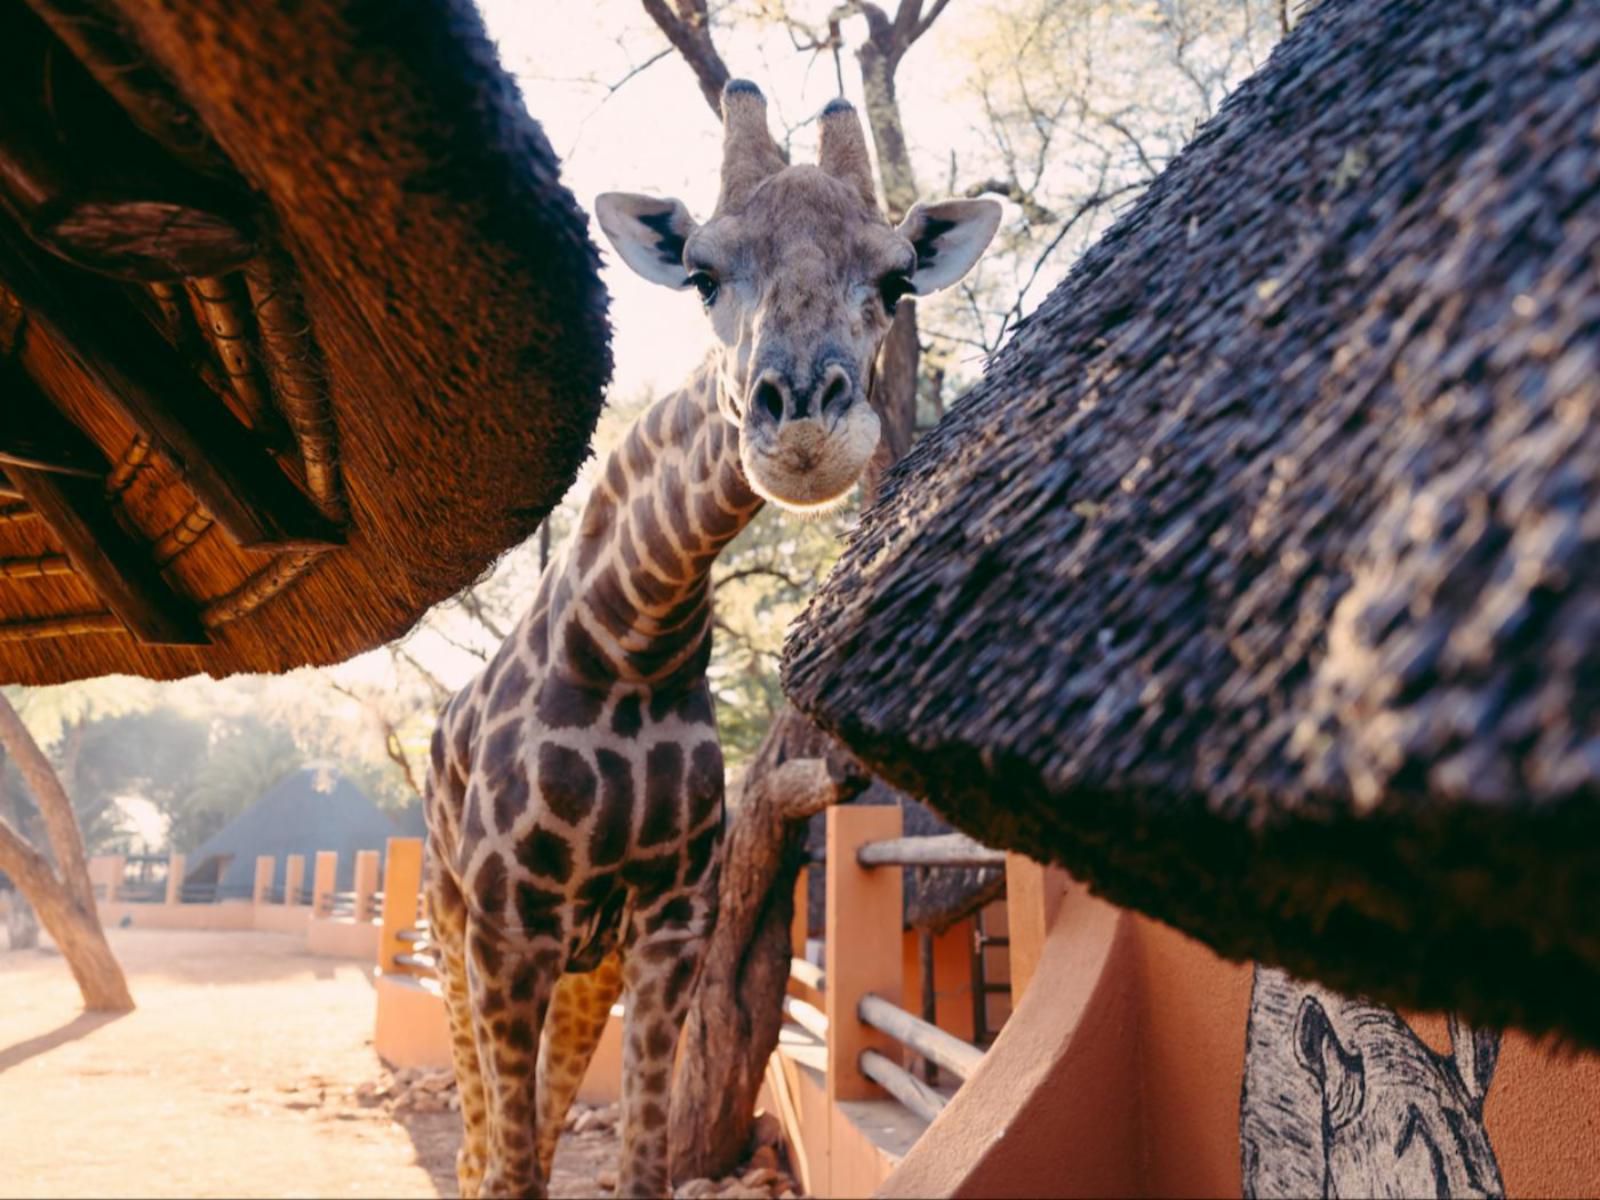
[
  {"x1": 879, "y1": 270, "x2": 914, "y2": 314},
  {"x1": 687, "y1": 271, "x2": 719, "y2": 306}
]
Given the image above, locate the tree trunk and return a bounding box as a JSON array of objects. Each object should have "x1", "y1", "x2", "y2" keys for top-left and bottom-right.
[
  {"x1": 855, "y1": 28, "x2": 924, "y2": 506},
  {"x1": 863, "y1": 301, "x2": 920, "y2": 505},
  {"x1": 0, "y1": 694, "x2": 133, "y2": 1010},
  {"x1": 670, "y1": 721, "x2": 865, "y2": 1184}
]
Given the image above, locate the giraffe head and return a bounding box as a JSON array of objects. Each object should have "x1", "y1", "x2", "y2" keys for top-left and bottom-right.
[{"x1": 596, "y1": 80, "x2": 1000, "y2": 511}]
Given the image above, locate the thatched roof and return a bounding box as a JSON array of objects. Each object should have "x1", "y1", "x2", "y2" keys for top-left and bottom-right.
[
  {"x1": 0, "y1": 0, "x2": 609, "y2": 684},
  {"x1": 787, "y1": 0, "x2": 1600, "y2": 1044},
  {"x1": 185, "y1": 764, "x2": 398, "y2": 895}
]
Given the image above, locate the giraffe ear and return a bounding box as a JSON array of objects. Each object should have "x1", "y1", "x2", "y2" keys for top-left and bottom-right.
[
  {"x1": 897, "y1": 199, "x2": 1001, "y2": 295},
  {"x1": 594, "y1": 193, "x2": 699, "y2": 289}
]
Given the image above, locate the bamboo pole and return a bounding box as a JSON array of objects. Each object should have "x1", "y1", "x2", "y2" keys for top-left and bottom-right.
[
  {"x1": 859, "y1": 1049, "x2": 947, "y2": 1124},
  {"x1": 858, "y1": 992, "x2": 985, "y2": 1082},
  {"x1": 857, "y1": 833, "x2": 1006, "y2": 869}
]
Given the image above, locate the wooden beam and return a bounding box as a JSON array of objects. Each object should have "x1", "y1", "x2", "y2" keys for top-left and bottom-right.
[
  {"x1": 0, "y1": 5, "x2": 253, "y2": 282},
  {"x1": 0, "y1": 220, "x2": 342, "y2": 550},
  {"x1": 1, "y1": 464, "x2": 208, "y2": 645}
]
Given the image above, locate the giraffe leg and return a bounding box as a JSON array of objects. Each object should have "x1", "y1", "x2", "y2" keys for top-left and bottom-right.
[
  {"x1": 534, "y1": 950, "x2": 626, "y2": 1180},
  {"x1": 427, "y1": 861, "x2": 489, "y2": 1199},
  {"x1": 468, "y1": 922, "x2": 561, "y2": 1199},
  {"x1": 618, "y1": 905, "x2": 712, "y2": 1198}
]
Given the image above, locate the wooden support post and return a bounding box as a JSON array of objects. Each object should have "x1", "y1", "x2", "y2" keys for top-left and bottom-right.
[
  {"x1": 826, "y1": 804, "x2": 903, "y2": 1104},
  {"x1": 352, "y1": 850, "x2": 379, "y2": 922},
  {"x1": 0, "y1": 221, "x2": 340, "y2": 549},
  {"x1": 283, "y1": 854, "x2": 305, "y2": 907},
  {"x1": 252, "y1": 855, "x2": 274, "y2": 906},
  {"x1": 1005, "y1": 853, "x2": 1070, "y2": 1006},
  {"x1": 311, "y1": 850, "x2": 337, "y2": 917},
  {"x1": 377, "y1": 838, "x2": 423, "y2": 974},
  {"x1": 1, "y1": 463, "x2": 207, "y2": 645},
  {"x1": 165, "y1": 853, "x2": 184, "y2": 905}
]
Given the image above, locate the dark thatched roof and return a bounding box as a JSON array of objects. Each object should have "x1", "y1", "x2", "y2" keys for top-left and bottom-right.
[
  {"x1": 0, "y1": 0, "x2": 609, "y2": 684},
  {"x1": 786, "y1": 0, "x2": 1600, "y2": 1045},
  {"x1": 185, "y1": 765, "x2": 398, "y2": 895}
]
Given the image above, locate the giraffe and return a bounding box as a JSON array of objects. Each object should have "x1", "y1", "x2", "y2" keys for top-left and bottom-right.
[{"x1": 424, "y1": 79, "x2": 999, "y2": 1199}]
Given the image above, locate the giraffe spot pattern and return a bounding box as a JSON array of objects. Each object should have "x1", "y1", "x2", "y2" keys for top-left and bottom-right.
[
  {"x1": 491, "y1": 762, "x2": 530, "y2": 837},
  {"x1": 631, "y1": 494, "x2": 682, "y2": 582},
  {"x1": 525, "y1": 607, "x2": 550, "y2": 663},
  {"x1": 564, "y1": 618, "x2": 620, "y2": 683},
  {"x1": 536, "y1": 674, "x2": 606, "y2": 729},
  {"x1": 590, "y1": 750, "x2": 633, "y2": 867},
  {"x1": 517, "y1": 827, "x2": 574, "y2": 884},
  {"x1": 474, "y1": 853, "x2": 507, "y2": 918},
  {"x1": 515, "y1": 882, "x2": 564, "y2": 941},
  {"x1": 576, "y1": 490, "x2": 615, "y2": 576},
  {"x1": 639, "y1": 743, "x2": 684, "y2": 847},
  {"x1": 611, "y1": 693, "x2": 643, "y2": 737},
  {"x1": 620, "y1": 852, "x2": 679, "y2": 897},
  {"x1": 587, "y1": 564, "x2": 639, "y2": 639},
  {"x1": 537, "y1": 742, "x2": 596, "y2": 824}
]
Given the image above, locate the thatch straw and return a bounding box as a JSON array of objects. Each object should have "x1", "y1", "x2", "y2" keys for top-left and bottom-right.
[
  {"x1": 0, "y1": 0, "x2": 610, "y2": 683},
  {"x1": 787, "y1": 0, "x2": 1600, "y2": 1045}
]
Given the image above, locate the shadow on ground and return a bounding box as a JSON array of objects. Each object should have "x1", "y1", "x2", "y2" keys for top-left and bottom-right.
[{"x1": 0, "y1": 1011, "x2": 125, "y2": 1076}]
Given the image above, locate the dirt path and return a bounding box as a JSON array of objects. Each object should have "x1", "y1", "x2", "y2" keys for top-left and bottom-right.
[{"x1": 0, "y1": 929, "x2": 613, "y2": 1198}]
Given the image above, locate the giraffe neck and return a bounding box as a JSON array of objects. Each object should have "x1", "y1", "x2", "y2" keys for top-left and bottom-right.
[{"x1": 544, "y1": 357, "x2": 762, "y2": 694}]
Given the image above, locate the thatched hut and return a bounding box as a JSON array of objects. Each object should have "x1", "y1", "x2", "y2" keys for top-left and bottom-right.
[
  {"x1": 0, "y1": 0, "x2": 609, "y2": 684},
  {"x1": 786, "y1": 0, "x2": 1600, "y2": 1045}
]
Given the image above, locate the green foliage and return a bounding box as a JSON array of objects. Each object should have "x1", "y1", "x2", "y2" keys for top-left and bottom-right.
[{"x1": 166, "y1": 718, "x2": 300, "y2": 851}]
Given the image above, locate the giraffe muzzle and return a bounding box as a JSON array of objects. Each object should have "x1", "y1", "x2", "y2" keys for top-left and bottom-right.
[{"x1": 739, "y1": 365, "x2": 880, "y2": 510}]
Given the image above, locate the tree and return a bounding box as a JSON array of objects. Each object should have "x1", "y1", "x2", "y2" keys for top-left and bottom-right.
[{"x1": 0, "y1": 692, "x2": 133, "y2": 1011}]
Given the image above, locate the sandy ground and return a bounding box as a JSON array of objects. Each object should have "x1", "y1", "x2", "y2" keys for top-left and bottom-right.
[{"x1": 0, "y1": 928, "x2": 614, "y2": 1199}]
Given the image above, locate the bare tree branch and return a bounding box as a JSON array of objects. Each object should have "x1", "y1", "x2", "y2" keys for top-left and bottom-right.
[{"x1": 640, "y1": 0, "x2": 732, "y2": 115}]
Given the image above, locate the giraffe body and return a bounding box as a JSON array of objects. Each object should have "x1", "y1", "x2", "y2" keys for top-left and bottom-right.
[{"x1": 425, "y1": 80, "x2": 999, "y2": 1198}]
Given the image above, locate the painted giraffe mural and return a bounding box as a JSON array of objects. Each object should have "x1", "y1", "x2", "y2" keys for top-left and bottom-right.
[{"x1": 424, "y1": 80, "x2": 1000, "y2": 1198}]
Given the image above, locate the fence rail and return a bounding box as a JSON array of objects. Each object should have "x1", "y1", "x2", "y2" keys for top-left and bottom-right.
[
  {"x1": 857, "y1": 833, "x2": 1006, "y2": 870},
  {"x1": 860, "y1": 1049, "x2": 948, "y2": 1124},
  {"x1": 858, "y1": 993, "x2": 985, "y2": 1083}
]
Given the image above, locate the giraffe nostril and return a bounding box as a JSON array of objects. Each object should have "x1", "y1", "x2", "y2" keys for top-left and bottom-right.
[
  {"x1": 820, "y1": 371, "x2": 851, "y2": 419},
  {"x1": 754, "y1": 379, "x2": 785, "y2": 424}
]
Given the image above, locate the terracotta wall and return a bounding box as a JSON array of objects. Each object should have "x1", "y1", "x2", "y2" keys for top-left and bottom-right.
[
  {"x1": 1122, "y1": 911, "x2": 1600, "y2": 1199},
  {"x1": 883, "y1": 875, "x2": 1600, "y2": 1198}
]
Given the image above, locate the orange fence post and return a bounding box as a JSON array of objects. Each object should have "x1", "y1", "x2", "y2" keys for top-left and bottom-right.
[
  {"x1": 1005, "y1": 853, "x2": 1070, "y2": 1006},
  {"x1": 311, "y1": 851, "x2": 337, "y2": 917},
  {"x1": 253, "y1": 855, "x2": 275, "y2": 906},
  {"x1": 353, "y1": 850, "x2": 379, "y2": 921},
  {"x1": 283, "y1": 854, "x2": 305, "y2": 907},
  {"x1": 165, "y1": 854, "x2": 185, "y2": 905},
  {"x1": 378, "y1": 837, "x2": 423, "y2": 974},
  {"x1": 825, "y1": 804, "x2": 903, "y2": 1104}
]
